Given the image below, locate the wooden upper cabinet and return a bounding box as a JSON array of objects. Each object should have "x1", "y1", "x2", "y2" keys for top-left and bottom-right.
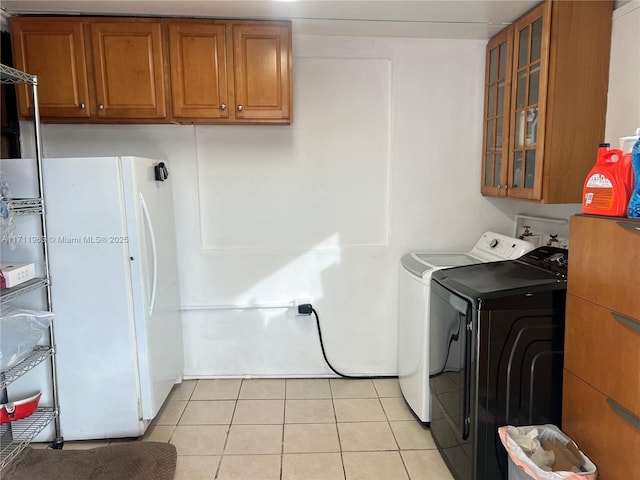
[
  {"x1": 506, "y1": 4, "x2": 550, "y2": 201},
  {"x1": 168, "y1": 21, "x2": 229, "y2": 120},
  {"x1": 89, "y1": 20, "x2": 167, "y2": 119},
  {"x1": 10, "y1": 18, "x2": 91, "y2": 119},
  {"x1": 481, "y1": 0, "x2": 613, "y2": 203},
  {"x1": 232, "y1": 22, "x2": 291, "y2": 122},
  {"x1": 10, "y1": 17, "x2": 168, "y2": 121},
  {"x1": 481, "y1": 27, "x2": 513, "y2": 197},
  {"x1": 9, "y1": 16, "x2": 292, "y2": 124},
  {"x1": 167, "y1": 20, "x2": 291, "y2": 123}
]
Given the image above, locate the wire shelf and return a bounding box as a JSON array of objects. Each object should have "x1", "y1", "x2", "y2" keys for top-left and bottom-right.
[
  {"x1": 0, "y1": 347, "x2": 54, "y2": 390},
  {"x1": 0, "y1": 278, "x2": 50, "y2": 305},
  {"x1": 4, "y1": 198, "x2": 44, "y2": 215},
  {"x1": 0, "y1": 408, "x2": 57, "y2": 470},
  {"x1": 0, "y1": 64, "x2": 36, "y2": 86},
  {"x1": 0, "y1": 61, "x2": 62, "y2": 468}
]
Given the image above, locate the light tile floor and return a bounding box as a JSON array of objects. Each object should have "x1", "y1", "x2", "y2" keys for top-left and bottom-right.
[{"x1": 54, "y1": 378, "x2": 455, "y2": 480}]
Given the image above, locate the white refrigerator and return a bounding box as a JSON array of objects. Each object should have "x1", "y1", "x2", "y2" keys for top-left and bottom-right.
[{"x1": 41, "y1": 156, "x2": 183, "y2": 440}]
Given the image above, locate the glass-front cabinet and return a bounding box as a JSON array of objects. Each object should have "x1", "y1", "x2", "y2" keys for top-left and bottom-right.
[
  {"x1": 508, "y1": 7, "x2": 548, "y2": 199},
  {"x1": 480, "y1": 1, "x2": 611, "y2": 204},
  {"x1": 481, "y1": 28, "x2": 512, "y2": 197},
  {"x1": 482, "y1": 2, "x2": 550, "y2": 200}
]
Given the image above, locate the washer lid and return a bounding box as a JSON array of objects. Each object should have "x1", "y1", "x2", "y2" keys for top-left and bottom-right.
[
  {"x1": 401, "y1": 253, "x2": 434, "y2": 277},
  {"x1": 401, "y1": 252, "x2": 480, "y2": 278},
  {"x1": 414, "y1": 253, "x2": 480, "y2": 268}
]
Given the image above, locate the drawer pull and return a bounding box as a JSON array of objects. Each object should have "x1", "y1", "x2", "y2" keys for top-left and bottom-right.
[
  {"x1": 616, "y1": 220, "x2": 640, "y2": 233},
  {"x1": 611, "y1": 311, "x2": 640, "y2": 333},
  {"x1": 606, "y1": 398, "x2": 640, "y2": 431}
]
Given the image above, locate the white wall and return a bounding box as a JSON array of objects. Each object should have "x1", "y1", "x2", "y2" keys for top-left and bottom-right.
[
  {"x1": 604, "y1": 0, "x2": 640, "y2": 145},
  {"x1": 31, "y1": 32, "x2": 578, "y2": 377}
]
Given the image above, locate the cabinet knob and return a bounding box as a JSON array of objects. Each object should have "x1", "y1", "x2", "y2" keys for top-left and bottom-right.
[
  {"x1": 237, "y1": 105, "x2": 244, "y2": 112},
  {"x1": 79, "y1": 103, "x2": 85, "y2": 109},
  {"x1": 220, "y1": 103, "x2": 226, "y2": 111},
  {"x1": 98, "y1": 104, "x2": 104, "y2": 110},
  {"x1": 497, "y1": 184, "x2": 502, "y2": 189}
]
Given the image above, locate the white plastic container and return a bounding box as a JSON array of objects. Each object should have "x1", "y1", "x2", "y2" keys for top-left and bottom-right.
[
  {"x1": 0, "y1": 262, "x2": 35, "y2": 288},
  {"x1": 620, "y1": 134, "x2": 639, "y2": 154}
]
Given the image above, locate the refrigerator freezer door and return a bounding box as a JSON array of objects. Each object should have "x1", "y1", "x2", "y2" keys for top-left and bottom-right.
[
  {"x1": 41, "y1": 157, "x2": 145, "y2": 439},
  {"x1": 121, "y1": 156, "x2": 183, "y2": 420}
]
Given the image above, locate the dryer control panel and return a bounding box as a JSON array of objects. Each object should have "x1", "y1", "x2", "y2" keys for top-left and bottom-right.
[{"x1": 519, "y1": 246, "x2": 569, "y2": 276}]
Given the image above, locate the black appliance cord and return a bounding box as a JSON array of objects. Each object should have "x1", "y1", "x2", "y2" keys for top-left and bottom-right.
[
  {"x1": 428, "y1": 312, "x2": 461, "y2": 379},
  {"x1": 311, "y1": 307, "x2": 396, "y2": 380}
]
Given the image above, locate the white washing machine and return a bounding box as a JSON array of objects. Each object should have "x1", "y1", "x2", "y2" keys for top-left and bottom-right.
[{"x1": 397, "y1": 232, "x2": 535, "y2": 422}]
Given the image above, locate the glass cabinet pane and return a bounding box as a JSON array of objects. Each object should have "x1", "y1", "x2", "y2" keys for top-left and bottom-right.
[
  {"x1": 525, "y1": 150, "x2": 536, "y2": 188},
  {"x1": 528, "y1": 65, "x2": 540, "y2": 105},
  {"x1": 497, "y1": 81, "x2": 505, "y2": 114},
  {"x1": 485, "y1": 154, "x2": 493, "y2": 185},
  {"x1": 494, "y1": 154, "x2": 502, "y2": 186},
  {"x1": 496, "y1": 118, "x2": 503, "y2": 149},
  {"x1": 488, "y1": 84, "x2": 496, "y2": 116},
  {"x1": 516, "y1": 70, "x2": 527, "y2": 109},
  {"x1": 531, "y1": 18, "x2": 543, "y2": 62},
  {"x1": 489, "y1": 48, "x2": 498, "y2": 83},
  {"x1": 515, "y1": 110, "x2": 525, "y2": 148},
  {"x1": 486, "y1": 120, "x2": 495, "y2": 150},
  {"x1": 526, "y1": 107, "x2": 538, "y2": 146},
  {"x1": 513, "y1": 151, "x2": 523, "y2": 187},
  {"x1": 498, "y1": 43, "x2": 507, "y2": 79},
  {"x1": 518, "y1": 27, "x2": 529, "y2": 68}
]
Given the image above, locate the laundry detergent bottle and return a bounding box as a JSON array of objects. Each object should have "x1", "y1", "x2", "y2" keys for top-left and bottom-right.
[
  {"x1": 627, "y1": 128, "x2": 640, "y2": 218},
  {"x1": 582, "y1": 143, "x2": 628, "y2": 216}
]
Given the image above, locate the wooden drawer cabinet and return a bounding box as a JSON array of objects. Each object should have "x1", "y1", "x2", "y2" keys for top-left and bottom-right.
[
  {"x1": 481, "y1": 1, "x2": 613, "y2": 203},
  {"x1": 168, "y1": 20, "x2": 291, "y2": 123},
  {"x1": 567, "y1": 216, "x2": 640, "y2": 319},
  {"x1": 564, "y1": 295, "x2": 640, "y2": 416},
  {"x1": 563, "y1": 372, "x2": 640, "y2": 480},
  {"x1": 563, "y1": 215, "x2": 640, "y2": 480}
]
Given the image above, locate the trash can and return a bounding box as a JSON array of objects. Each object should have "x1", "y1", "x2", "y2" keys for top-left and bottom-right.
[{"x1": 498, "y1": 425, "x2": 597, "y2": 480}]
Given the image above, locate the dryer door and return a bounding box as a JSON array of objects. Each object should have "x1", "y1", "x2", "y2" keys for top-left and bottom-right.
[{"x1": 429, "y1": 280, "x2": 474, "y2": 480}]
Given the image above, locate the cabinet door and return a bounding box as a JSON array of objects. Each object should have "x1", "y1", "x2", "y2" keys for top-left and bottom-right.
[
  {"x1": 564, "y1": 295, "x2": 640, "y2": 417},
  {"x1": 232, "y1": 22, "x2": 291, "y2": 122},
  {"x1": 10, "y1": 18, "x2": 91, "y2": 119},
  {"x1": 89, "y1": 21, "x2": 167, "y2": 119},
  {"x1": 567, "y1": 216, "x2": 640, "y2": 320},
  {"x1": 481, "y1": 28, "x2": 512, "y2": 197},
  {"x1": 563, "y1": 372, "x2": 640, "y2": 480},
  {"x1": 507, "y1": 2, "x2": 550, "y2": 200},
  {"x1": 168, "y1": 22, "x2": 229, "y2": 120}
]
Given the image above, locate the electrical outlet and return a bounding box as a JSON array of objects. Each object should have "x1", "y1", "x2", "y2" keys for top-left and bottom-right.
[{"x1": 294, "y1": 298, "x2": 312, "y2": 316}]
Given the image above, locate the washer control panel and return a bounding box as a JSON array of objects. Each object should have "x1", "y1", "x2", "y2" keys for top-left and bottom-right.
[{"x1": 471, "y1": 232, "x2": 536, "y2": 260}]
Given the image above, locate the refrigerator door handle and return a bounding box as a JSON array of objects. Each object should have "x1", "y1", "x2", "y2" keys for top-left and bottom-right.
[{"x1": 140, "y1": 193, "x2": 158, "y2": 318}]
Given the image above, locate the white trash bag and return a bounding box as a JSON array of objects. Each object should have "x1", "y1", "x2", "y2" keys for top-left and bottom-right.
[{"x1": 498, "y1": 424, "x2": 597, "y2": 480}]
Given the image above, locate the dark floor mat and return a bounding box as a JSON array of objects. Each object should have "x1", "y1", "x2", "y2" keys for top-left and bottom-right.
[{"x1": 2, "y1": 442, "x2": 176, "y2": 480}]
